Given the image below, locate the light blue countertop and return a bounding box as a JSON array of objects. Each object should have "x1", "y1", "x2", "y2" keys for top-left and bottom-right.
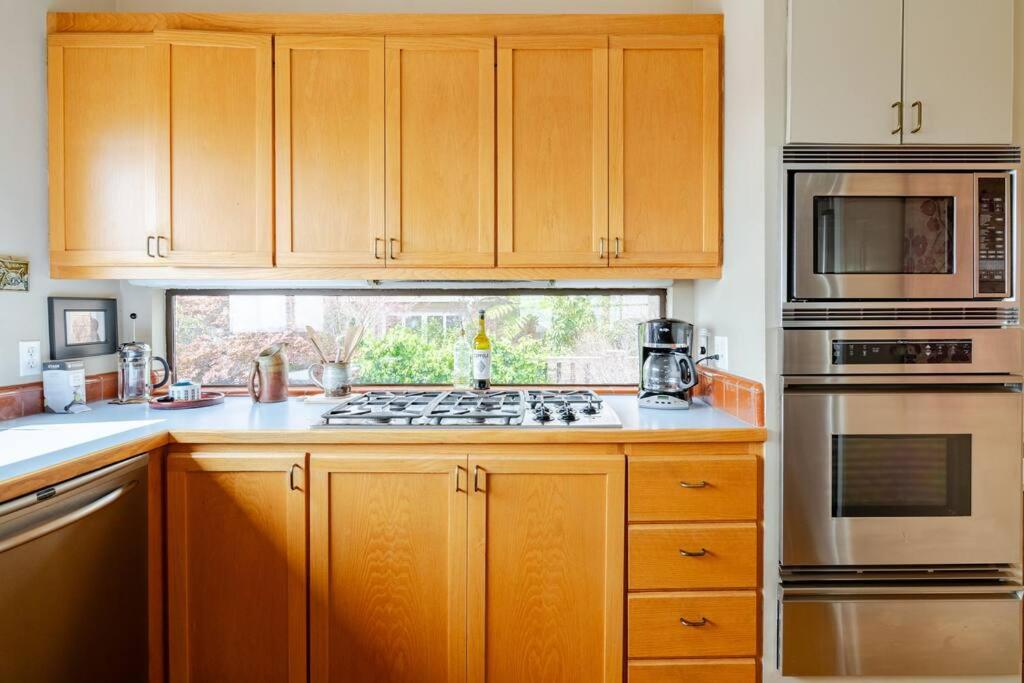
[{"x1": 0, "y1": 394, "x2": 756, "y2": 493}]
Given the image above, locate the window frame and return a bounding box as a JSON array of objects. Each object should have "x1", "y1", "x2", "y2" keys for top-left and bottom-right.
[{"x1": 165, "y1": 287, "x2": 668, "y2": 388}]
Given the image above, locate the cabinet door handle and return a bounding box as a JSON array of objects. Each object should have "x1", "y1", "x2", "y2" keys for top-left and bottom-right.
[
  {"x1": 598, "y1": 237, "x2": 606, "y2": 259},
  {"x1": 891, "y1": 101, "x2": 903, "y2": 135},
  {"x1": 454, "y1": 465, "x2": 466, "y2": 493},
  {"x1": 373, "y1": 237, "x2": 384, "y2": 260},
  {"x1": 389, "y1": 238, "x2": 398, "y2": 260},
  {"x1": 289, "y1": 464, "x2": 302, "y2": 491},
  {"x1": 910, "y1": 100, "x2": 922, "y2": 134},
  {"x1": 472, "y1": 465, "x2": 485, "y2": 493},
  {"x1": 679, "y1": 480, "x2": 708, "y2": 489},
  {"x1": 679, "y1": 547, "x2": 709, "y2": 557},
  {"x1": 679, "y1": 616, "x2": 709, "y2": 628},
  {"x1": 614, "y1": 237, "x2": 622, "y2": 258},
  {"x1": 156, "y1": 235, "x2": 168, "y2": 258},
  {"x1": 146, "y1": 235, "x2": 157, "y2": 258}
]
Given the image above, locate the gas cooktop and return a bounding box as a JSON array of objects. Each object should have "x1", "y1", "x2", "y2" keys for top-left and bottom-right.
[{"x1": 314, "y1": 389, "x2": 621, "y2": 428}]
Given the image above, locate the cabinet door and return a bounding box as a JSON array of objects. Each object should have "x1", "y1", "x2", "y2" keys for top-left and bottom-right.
[
  {"x1": 309, "y1": 454, "x2": 467, "y2": 682},
  {"x1": 610, "y1": 35, "x2": 720, "y2": 267},
  {"x1": 276, "y1": 36, "x2": 385, "y2": 266},
  {"x1": 384, "y1": 37, "x2": 494, "y2": 267},
  {"x1": 48, "y1": 34, "x2": 159, "y2": 267},
  {"x1": 166, "y1": 452, "x2": 306, "y2": 683},
  {"x1": 787, "y1": 0, "x2": 903, "y2": 144},
  {"x1": 154, "y1": 31, "x2": 272, "y2": 266},
  {"x1": 468, "y1": 453, "x2": 624, "y2": 682},
  {"x1": 903, "y1": 0, "x2": 1013, "y2": 144},
  {"x1": 497, "y1": 36, "x2": 608, "y2": 267}
]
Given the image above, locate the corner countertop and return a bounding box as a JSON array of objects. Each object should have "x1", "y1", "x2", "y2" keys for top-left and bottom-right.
[{"x1": 0, "y1": 394, "x2": 764, "y2": 499}]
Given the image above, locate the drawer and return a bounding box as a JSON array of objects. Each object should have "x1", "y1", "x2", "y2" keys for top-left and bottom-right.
[
  {"x1": 628, "y1": 659, "x2": 757, "y2": 683},
  {"x1": 628, "y1": 591, "x2": 758, "y2": 658},
  {"x1": 629, "y1": 523, "x2": 758, "y2": 590},
  {"x1": 628, "y1": 456, "x2": 758, "y2": 522}
]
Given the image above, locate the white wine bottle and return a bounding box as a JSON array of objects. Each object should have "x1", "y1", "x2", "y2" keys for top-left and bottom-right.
[{"x1": 472, "y1": 309, "x2": 492, "y2": 390}]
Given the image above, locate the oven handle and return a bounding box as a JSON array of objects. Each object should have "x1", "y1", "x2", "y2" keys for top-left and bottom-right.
[
  {"x1": 782, "y1": 585, "x2": 1024, "y2": 598},
  {"x1": 784, "y1": 374, "x2": 1023, "y2": 388}
]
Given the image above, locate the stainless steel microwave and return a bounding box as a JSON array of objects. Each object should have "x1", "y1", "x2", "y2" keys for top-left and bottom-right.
[{"x1": 789, "y1": 171, "x2": 1013, "y2": 301}]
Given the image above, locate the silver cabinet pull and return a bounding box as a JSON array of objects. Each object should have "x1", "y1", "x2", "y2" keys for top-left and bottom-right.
[
  {"x1": 910, "y1": 100, "x2": 922, "y2": 133},
  {"x1": 454, "y1": 465, "x2": 466, "y2": 493},
  {"x1": 598, "y1": 237, "x2": 606, "y2": 259},
  {"x1": 679, "y1": 547, "x2": 708, "y2": 557},
  {"x1": 156, "y1": 235, "x2": 168, "y2": 258},
  {"x1": 472, "y1": 465, "x2": 484, "y2": 493},
  {"x1": 679, "y1": 480, "x2": 708, "y2": 489},
  {"x1": 388, "y1": 238, "x2": 398, "y2": 260},
  {"x1": 679, "y1": 616, "x2": 709, "y2": 628},
  {"x1": 891, "y1": 101, "x2": 903, "y2": 135},
  {"x1": 146, "y1": 235, "x2": 157, "y2": 258},
  {"x1": 614, "y1": 237, "x2": 622, "y2": 258},
  {"x1": 373, "y1": 237, "x2": 384, "y2": 260},
  {"x1": 289, "y1": 464, "x2": 302, "y2": 491}
]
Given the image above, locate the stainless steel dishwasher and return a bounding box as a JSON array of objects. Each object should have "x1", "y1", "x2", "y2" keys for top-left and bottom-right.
[{"x1": 0, "y1": 454, "x2": 148, "y2": 682}]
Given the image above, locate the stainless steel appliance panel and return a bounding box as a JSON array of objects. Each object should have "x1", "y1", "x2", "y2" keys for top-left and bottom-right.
[
  {"x1": 782, "y1": 387, "x2": 1022, "y2": 567},
  {"x1": 0, "y1": 455, "x2": 148, "y2": 682},
  {"x1": 780, "y1": 589, "x2": 1023, "y2": 676}
]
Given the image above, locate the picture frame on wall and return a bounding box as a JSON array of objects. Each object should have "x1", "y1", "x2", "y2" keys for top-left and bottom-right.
[{"x1": 48, "y1": 296, "x2": 118, "y2": 360}]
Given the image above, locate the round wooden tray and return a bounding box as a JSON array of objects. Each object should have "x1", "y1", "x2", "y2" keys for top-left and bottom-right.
[{"x1": 149, "y1": 391, "x2": 226, "y2": 410}]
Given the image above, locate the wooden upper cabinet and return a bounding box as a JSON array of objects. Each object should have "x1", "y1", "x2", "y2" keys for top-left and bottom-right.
[
  {"x1": 309, "y1": 454, "x2": 467, "y2": 683},
  {"x1": 467, "y1": 453, "x2": 624, "y2": 682},
  {"x1": 166, "y1": 452, "x2": 307, "y2": 683},
  {"x1": 48, "y1": 34, "x2": 159, "y2": 267},
  {"x1": 497, "y1": 36, "x2": 609, "y2": 267},
  {"x1": 609, "y1": 35, "x2": 721, "y2": 267},
  {"x1": 153, "y1": 30, "x2": 273, "y2": 266},
  {"x1": 384, "y1": 37, "x2": 495, "y2": 267},
  {"x1": 276, "y1": 36, "x2": 385, "y2": 266}
]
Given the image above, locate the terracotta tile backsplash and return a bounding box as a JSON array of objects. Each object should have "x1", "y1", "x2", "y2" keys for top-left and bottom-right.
[
  {"x1": 693, "y1": 367, "x2": 765, "y2": 427},
  {"x1": 0, "y1": 372, "x2": 117, "y2": 420}
]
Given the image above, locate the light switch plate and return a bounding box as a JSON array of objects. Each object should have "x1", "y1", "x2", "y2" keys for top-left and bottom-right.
[
  {"x1": 713, "y1": 335, "x2": 729, "y2": 371},
  {"x1": 19, "y1": 340, "x2": 41, "y2": 376}
]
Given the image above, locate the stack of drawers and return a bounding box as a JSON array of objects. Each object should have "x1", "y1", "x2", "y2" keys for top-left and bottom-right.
[{"x1": 625, "y1": 445, "x2": 761, "y2": 682}]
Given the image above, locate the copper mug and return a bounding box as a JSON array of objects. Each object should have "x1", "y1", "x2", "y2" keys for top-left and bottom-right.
[{"x1": 248, "y1": 343, "x2": 289, "y2": 403}]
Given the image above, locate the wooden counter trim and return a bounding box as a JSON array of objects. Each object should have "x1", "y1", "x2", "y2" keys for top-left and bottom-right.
[{"x1": 49, "y1": 13, "x2": 723, "y2": 36}]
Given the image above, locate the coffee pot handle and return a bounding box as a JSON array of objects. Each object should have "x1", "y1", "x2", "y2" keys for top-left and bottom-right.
[
  {"x1": 248, "y1": 360, "x2": 261, "y2": 402},
  {"x1": 308, "y1": 363, "x2": 324, "y2": 390},
  {"x1": 152, "y1": 356, "x2": 171, "y2": 389},
  {"x1": 680, "y1": 354, "x2": 699, "y2": 391}
]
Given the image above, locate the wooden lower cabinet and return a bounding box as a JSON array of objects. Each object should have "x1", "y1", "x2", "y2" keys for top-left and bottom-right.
[
  {"x1": 166, "y1": 451, "x2": 307, "y2": 683},
  {"x1": 628, "y1": 658, "x2": 757, "y2": 683}
]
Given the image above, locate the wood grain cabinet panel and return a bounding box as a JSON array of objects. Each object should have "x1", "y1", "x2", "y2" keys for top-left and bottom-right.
[
  {"x1": 275, "y1": 36, "x2": 385, "y2": 266},
  {"x1": 166, "y1": 452, "x2": 307, "y2": 683},
  {"x1": 628, "y1": 658, "x2": 757, "y2": 683},
  {"x1": 628, "y1": 591, "x2": 758, "y2": 659},
  {"x1": 467, "y1": 454, "x2": 624, "y2": 683},
  {"x1": 384, "y1": 37, "x2": 495, "y2": 267},
  {"x1": 48, "y1": 34, "x2": 160, "y2": 267},
  {"x1": 609, "y1": 35, "x2": 720, "y2": 267},
  {"x1": 497, "y1": 36, "x2": 609, "y2": 267},
  {"x1": 629, "y1": 523, "x2": 758, "y2": 590},
  {"x1": 309, "y1": 454, "x2": 467, "y2": 683},
  {"x1": 153, "y1": 30, "x2": 273, "y2": 266},
  {"x1": 628, "y1": 455, "x2": 758, "y2": 522}
]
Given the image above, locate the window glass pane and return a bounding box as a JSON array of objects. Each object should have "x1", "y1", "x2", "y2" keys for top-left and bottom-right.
[
  {"x1": 814, "y1": 196, "x2": 955, "y2": 274},
  {"x1": 831, "y1": 434, "x2": 971, "y2": 517},
  {"x1": 171, "y1": 291, "x2": 662, "y2": 386}
]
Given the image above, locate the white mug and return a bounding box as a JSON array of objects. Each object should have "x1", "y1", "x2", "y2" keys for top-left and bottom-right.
[{"x1": 309, "y1": 362, "x2": 351, "y2": 398}]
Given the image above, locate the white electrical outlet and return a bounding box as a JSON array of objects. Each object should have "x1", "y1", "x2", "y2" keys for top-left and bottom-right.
[
  {"x1": 19, "y1": 340, "x2": 41, "y2": 376},
  {"x1": 713, "y1": 335, "x2": 729, "y2": 371}
]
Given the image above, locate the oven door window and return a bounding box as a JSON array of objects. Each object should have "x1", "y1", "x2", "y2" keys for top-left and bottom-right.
[
  {"x1": 814, "y1": 196, "x2": 956, "y2": 274},
  {"x1": 831, "y1": 434, "x2": 971, "y2": 517}
]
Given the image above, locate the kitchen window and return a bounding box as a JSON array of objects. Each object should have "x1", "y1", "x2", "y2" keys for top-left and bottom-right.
[{"x1": 167, "y1": 289, "x2": 665, "y2": 387}]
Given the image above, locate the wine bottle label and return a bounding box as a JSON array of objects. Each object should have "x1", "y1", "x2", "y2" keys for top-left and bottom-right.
[{"x1": 472, "y1": 350, "x2": 491, "y2": 380}]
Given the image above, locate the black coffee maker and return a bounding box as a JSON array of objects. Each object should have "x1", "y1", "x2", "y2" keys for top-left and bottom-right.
[{"x1": 638, "y1": 318, "x2": 699, "y2": 409}]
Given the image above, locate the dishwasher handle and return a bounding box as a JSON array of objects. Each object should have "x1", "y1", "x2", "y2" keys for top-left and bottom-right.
[{"x1": 0, "y1": 480, "x2": 138, "y2": 554}]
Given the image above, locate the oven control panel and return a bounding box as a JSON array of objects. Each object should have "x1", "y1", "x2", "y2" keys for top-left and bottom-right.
[
  {"x1": 977, "y1": 175, "x2": 1011, "y2": 297},
  {"x1": 832, "y1": 340, "x2": 972, "y2": 365}
]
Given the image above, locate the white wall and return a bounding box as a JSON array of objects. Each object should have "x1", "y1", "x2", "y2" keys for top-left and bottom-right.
[{"x1": 0, "y1": 0, "x2": 120, "y2": 387}]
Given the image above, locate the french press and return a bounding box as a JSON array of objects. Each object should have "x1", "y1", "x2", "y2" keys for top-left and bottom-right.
[{"x1": 113, "y1": 313, "x2": 170, "y2": 404}]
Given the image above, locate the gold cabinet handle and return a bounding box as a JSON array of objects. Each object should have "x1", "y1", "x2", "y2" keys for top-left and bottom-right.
[
  {"x1": 891, "y1": 101, "x2": 903, "y2": 135},
  {"x1": 156, "y1": 235, "x2": 168, "y2": 258},
  {"x1": 679, "y1": 616, "x2": 709, "y2": 628},
  {"x1": 146, "y1": 235, "x2": 157, "y2": 258},
  {"x1": 373, "y1": 237, "x2": 384, "y2": 260},
  {"x1": 679, "y1": 547, "x2": 709, "y2": 557},
  {"x1": 614, "y1": 237, "x2": 622, "y2": 258},
  {"x1": 679, "y1": 480, "x2": 708, "y2": 489},
  {"x1": 472, "y1": 465, "x2": 485, "y2": 493},
  {"x1": 289, "y1": 464, "x2": 302, "y2": 491},
  {"x1": 454, "y1": 465, "x2": 466, "y2": 493},
  {"x1": 910, "y1": 100, "x2": 922, "y2": 134},
  {"x1": 598, "y1": 237, "x2": 606, "y2": 259},
  {"x1": 389, "y1": 238, "x2": 398, "y2": 260}
]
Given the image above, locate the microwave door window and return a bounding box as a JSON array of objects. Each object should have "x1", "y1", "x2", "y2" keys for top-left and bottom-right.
[
  {"x1": 831, "y1": 434, "x2": 972, "y2": 517},
  {"x1": 814, "y1": 196, "x2": 955, "y2": 275}
]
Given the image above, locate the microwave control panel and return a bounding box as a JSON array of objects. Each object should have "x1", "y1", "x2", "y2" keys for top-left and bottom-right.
[
  {"x1": 977, "y1": 175, "x2": 1011, "y2": 296},
  {"x1": 832, "y1": 340, "x2": 972, "y2": 365}
]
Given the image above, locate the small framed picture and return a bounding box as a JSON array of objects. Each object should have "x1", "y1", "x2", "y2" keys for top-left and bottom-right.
[{"x1": 48, "y1": 297, "x2": 118, "y2": 360}]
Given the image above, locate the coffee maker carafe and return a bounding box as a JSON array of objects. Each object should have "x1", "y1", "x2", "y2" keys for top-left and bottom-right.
[{"x1": 638, "y1": 318, "x2": 699, "y2": 409}]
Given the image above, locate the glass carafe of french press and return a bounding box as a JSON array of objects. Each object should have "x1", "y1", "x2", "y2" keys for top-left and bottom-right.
[{"x1": 113, "y1": 313, "x2": 170, "y2": 404}]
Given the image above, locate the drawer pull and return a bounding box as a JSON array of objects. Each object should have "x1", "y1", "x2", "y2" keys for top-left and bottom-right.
[
  {"x1": 679, "y1": 616, "x2": 709, "y2": 628},
  {"x1": 679, "y1": 480, "x2": 708, "y2": 489},
  {"x1": 679, "y1": 547, "x2": 709, "y2": 557}
]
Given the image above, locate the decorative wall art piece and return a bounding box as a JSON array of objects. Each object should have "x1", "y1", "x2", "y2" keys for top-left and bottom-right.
[
  {"x1": 0, "y1": 255, "x2": 28, "y2": 291},
  {"x1": 48, "y1": 296, "x2": 118, "y2": 360}
]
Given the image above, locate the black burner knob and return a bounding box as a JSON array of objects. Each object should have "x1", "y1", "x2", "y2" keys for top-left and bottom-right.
[
  {"x1": 582, "y1": 397, "x2": 600, "y2": 415},
  {"x1": 533, "y1": 407, "x2": 553, "y2": 422},
  {"x1": 557, "y1": 405, "x2": 578, "y2": 423}
]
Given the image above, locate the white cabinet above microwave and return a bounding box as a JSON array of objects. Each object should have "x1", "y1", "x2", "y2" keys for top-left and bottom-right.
[{"x1": 787, "y1": 0, "x2": 1013, "y2": 145}]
